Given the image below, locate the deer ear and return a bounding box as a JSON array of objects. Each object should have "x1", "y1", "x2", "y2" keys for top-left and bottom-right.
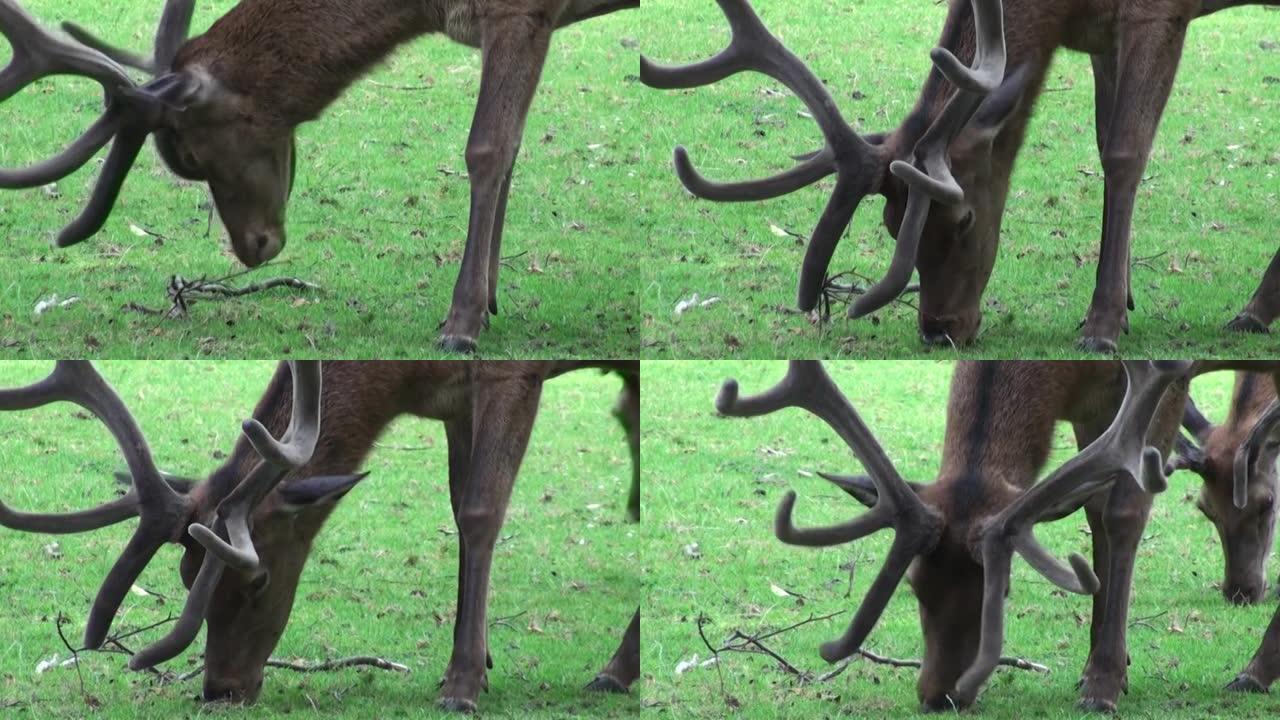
[
  {"x1": 114, "y1": 470, "x2": 198, "y2": 495},
  {"x1": 277, "y1": 472, "x2": 369, "y2": 510},
  {"x1": 1166, "y1": 433, "x2": 1208, "y2": 476},
  {"x1": 817, "y1": 472, "x2": 925, "y2": 508},
  {"x1": 967, "y1": 63, "x2": 1033, "y2": 138},
  {"x1": 118, "y1": 71, "x2": 207, "y2": 116}
]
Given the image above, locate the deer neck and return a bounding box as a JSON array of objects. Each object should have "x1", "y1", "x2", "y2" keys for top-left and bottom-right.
[
  {"x1": 206, "y1": 362, "x2": 421, "y2": 502},
  {"x1": 176, "y1": 0, "x2": 434, "y2": 126},
  {"x1": 936, "y1": 362, "x2": 1076, "y2": 509},
  {"x1": 1228, "y1": 373, "x2": 1278, "y2": 430}
]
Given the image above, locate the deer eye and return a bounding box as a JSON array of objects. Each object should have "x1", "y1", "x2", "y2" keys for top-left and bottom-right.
[{"x1": 246, "y1": 570, "x2": 272, "y2": 598}]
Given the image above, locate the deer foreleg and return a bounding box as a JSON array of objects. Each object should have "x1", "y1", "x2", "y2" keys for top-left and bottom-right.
[
  {"x1": 440, "y1": 379, "x2": 543, "y2": 712},
  {"x1": 485, "y1": 167, "x2": 517, "y2": 317},
  {"x1": 1081, "y1": 20, "x2": 1188, "y2": 352},
  {"x1": 616, "y1": 374, "x2": 640, "y2": 523},
  {"x1": 438, "y1": 14, "x2": 554, "y2": 354},
  {"x1": 444, "y1": 420, "x2": 494, "y2": 676},
  {"x1": 1228, "y1": 600, "x2": 1280, "y2": 692},
  {"x1": 587, "y1": 609, "x2": 641, "y2": 693},
  {"x1": 1228, "y1": 246, "x2": 1280, "y2": 333},
  {"x1": 1079, "y1": 478, "x2": 1153, "y2": 712}
]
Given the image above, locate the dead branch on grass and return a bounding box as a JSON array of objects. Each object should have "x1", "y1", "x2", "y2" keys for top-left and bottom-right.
[{"x1": 694, "y1": 610, "x2": 1048, "y2": 695}]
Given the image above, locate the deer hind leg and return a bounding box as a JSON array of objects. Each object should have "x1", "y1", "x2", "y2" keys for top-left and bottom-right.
[
  {"x1": 444, "y1": 420, "x2": 494, "y2": 679},
  {"x1": 439, "y1": 379, "x2": 543, "y2": 712},
  {"x1": 587, "y1": 609, "x2": 641, "y2": 693},
  {"x1": 1080, "y1": 19, "x2": 1188, "y2": 353},
  {"x1": 1228, "y1": 601, "x2": 1280, "y2": 692},
  {"x1": 438, "y1": 14, "x2": 554, "y2": 354},
  {"x1": 1228, "y1": 246, "x2": 1280, "y2": 333},
  {"x1": 615, "y1": 374, "x2": 640, "y2": 523},
  {"x1": 1079, "y1": 478, "x2": 1153, "y2": 713}
]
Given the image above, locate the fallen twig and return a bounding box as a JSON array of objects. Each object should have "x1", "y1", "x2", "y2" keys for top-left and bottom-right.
[
  {"x1": 266, "y1": 656, "x2": 411, "y2": 674},
  {"x1": 489, "y1": 610, "x2": 528, "y2": 631},
  {"x1": 1129, "y1": 609, "x2": 1169, "y2": 631},
  {"x1": 126, "y1": 270, "x2": 321, "y2": 319},
  {"x1": 695, "y1": 610, "x2": 1048, "y2": 692}
]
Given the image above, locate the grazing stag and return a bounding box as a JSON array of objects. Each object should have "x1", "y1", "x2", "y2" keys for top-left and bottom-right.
[
  {"x1": 1226, "y1": 391, "x2": 1280, "y2": 693},
  {"x1": 643, "y1": 0, "x2": 1280, "y2": 351},
  {"x1": 716, "y1": 360, "x2": 1190, "y2": 711},
  {"x1": 1169, "y1": 372, "x2": 1279, "y2": 605},
  {"x1": 0, "y1": 0, "x2": 638, "y2": 353},
  {"x1": 0, "y1": 360, "x2": 640, "y2": 711}
]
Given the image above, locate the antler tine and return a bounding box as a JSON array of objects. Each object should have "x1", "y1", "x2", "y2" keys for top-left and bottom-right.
[
  {"x1": 953, "y1": 360, "x2": 1192, "y2": 704},
  {"x1": 1233, "y1": 400, "x2": 1280, "y2": 510},
  {"x1": 128, "y1": 545, "x2": 225, "y2": 669},
  {"x1": 717, "y1": 361, "x2": 943, "y2": 665},
  {"x1": 931, "y1": 0, "x2": 1007, "y2": 94},
  {"x1": 61, "y1": 0, "x2": 195, "y2": 75},
  {"x1": 642, "y1": 0, "x2": 890, "y2": 313},
  {"x1": 188, "y1": 361, "x2": 323, "y2": 573},
  {"x1": 0, "y1": 361, "x2": 189, "y2": 649}
]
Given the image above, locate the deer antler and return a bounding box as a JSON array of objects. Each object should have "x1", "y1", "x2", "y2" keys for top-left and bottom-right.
[
  {"x1": 61, "y1": 0, "x2": 194, "y2": 75},
  {"x1": 0, "y1": 0, "x2": 195, "y2": 246},
  {"x1": 1233, "y1": 399, "x2": 1280, "y2": 510},
  {"x1": 188, "y1": 361, "x2": 322, "y2": 572},
  {"x1": 715, "y1": 361, "x2": 944, "y2": 664},
  {"x1": 130, "y1": 361, "x2": 323, "y2": 670},
  {"x1": 954, "y1": 360, "x2": 1192, "y2": 704},
  {"x1": 642, "y1": 0, "x2": 1007, "y2": 319},
  {"x1": 0, "y1": 362, "x2": 190, "y2": 650}
]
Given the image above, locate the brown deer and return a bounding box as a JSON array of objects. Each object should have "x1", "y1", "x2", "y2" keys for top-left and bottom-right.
[
  {"x1": 0, "y1": 359, "x2": 641, "y2": 712},
  {"x1": 1168, "y1": 372, "x2": 1279, "y2": 605},
  {"x1": 0, "y1": 0, "x2": 638, "y2": 353},
  {"x1": 642, "y1": 0, "x2": 1280, "y2": 352},
  {"x1": 714, "y1": 360, "x2": 1190, "y2": 711}
]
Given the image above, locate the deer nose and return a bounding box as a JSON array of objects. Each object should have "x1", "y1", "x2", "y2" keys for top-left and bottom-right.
[
  {"x1": 1223, "y1": 580, "x2": 1266, "y2": 605},
  {"x1": 920, "y1": 693, "x2": 967, "y2": 713},
  {"x1": 203, "y1": 676, "x2": 263, "y2": 704},
  {"x1": 919, "y1": 314, "x2": 980, "y2": 347},
  {"x1": 233, "y1": 228, "x2": 285, "y2": 268}
]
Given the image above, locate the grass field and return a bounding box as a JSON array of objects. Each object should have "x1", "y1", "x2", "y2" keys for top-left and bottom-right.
[
  {"x1": 0, "y1": 1, "x2": 643, "y2": 359},
  {"x1": 634, "y1": 1, "x2": 1280, "y2": 359},
  {"x1": 640, "y1": 361, "x2": 1280, "y2": 718},
  {"x1": 0, "y1": 362, "x2": 640, "y2": 718}
]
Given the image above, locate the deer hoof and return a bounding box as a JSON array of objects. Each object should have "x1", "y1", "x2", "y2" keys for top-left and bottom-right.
[
  {"x1": 586, "y1": 673, "x2": 629, "y2": 694},
  {"x1": 1226, "y1": 673, "x2": 1268, "y2": 693},
  {"x1": 1226, "y1": 313, "x2": 1270, "y2": 334},
  {"x1": 1078, "y1": 336, "x2": 1119, "y2": 355},
  {"x1": 439, "y1": 697, "x2": 478, "y2": 713},
  {"x1": 439, "y1": 334, "x2": 478, "y2": 355},
  {"x1": 1078, "y1": 696, "x2": 1117, "y2": 714}
]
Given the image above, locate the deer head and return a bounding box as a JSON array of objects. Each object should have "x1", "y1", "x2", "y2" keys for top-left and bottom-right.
[
  {"x1": 715, "y1": 360, "x2": 1188, "y2": 710},
  {"x1": 0, "y1": 361, "x2": 364, "y2": 703},
  {"x1": 642, "y1": 0, "x2": 1028, "y2": 345},
  {"x1": 0, "y1": 0, "x2": 296, "y2": 267},
  {"x1": 1170, "y1": 377, "x2": 1280, "y2": 605}
]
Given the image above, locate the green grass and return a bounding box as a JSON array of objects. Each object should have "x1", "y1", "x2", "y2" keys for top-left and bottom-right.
[
  {"x1": 0, "y1": 362, "x2": 640, "y2": 718},
  {"x1": 640, "y1": 361, "x2": 1279, "y2": 718},
  {"x1": 0, "y1": 2, "x2": 643, "y2": 358},
  {"x1": 634, "y1": 0, "x2": 1280, "y2": 359}
]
